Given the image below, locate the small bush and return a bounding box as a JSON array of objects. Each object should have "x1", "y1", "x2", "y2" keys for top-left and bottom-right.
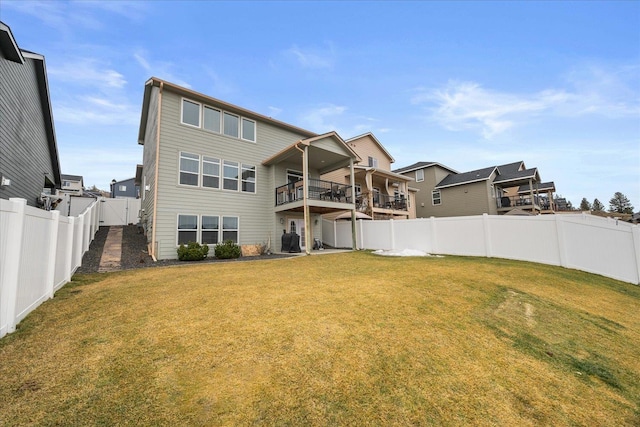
[
  {"x1": 215, "y1": 240, "x2": 242, "y2": 259},
  {"x1": 177, "y1": 242, "x2": 210, "y2": 261}
]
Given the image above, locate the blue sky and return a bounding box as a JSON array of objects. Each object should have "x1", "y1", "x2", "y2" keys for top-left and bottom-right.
[{"x1": 4, "y1": 0, "x2": 639, "y2": 209}]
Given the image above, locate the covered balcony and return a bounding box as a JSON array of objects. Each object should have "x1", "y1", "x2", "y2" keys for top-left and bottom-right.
[{"x1": 275, "y1": 178, "x2": 354, "y2": 214}]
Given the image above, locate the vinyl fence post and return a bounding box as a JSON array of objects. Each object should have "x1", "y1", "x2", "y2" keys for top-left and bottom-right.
[
  {"x1": 555, "y1": 214, "x2": 568, "y2": 268},
  {"x1": 482, "y1": 213, "x2": 492, "y2": 258},
  {"x1": 358, "y1": 218, "x2": 364, "y2": 250},
  {"x1": 64, "y1": 216, "x2": 75, "y2": 283},
  {"x1": 389, "y1": 219, "x2": 395, "y2": 250},
  {"x1": 430, "y1": 216, "x2": 438, "y2": 254},
  {"x1": 75, "y1": 213, "x2": 84, "y2": 269},
  {"x1": 46, "y1": 210, "x2": 60, "y2": 299},
  {"x1": 1, "y1": 198, "x2": 26, "y2": 335},
  {"x1": 631, "y1": 225, "x2": 640, "y2": 285}
]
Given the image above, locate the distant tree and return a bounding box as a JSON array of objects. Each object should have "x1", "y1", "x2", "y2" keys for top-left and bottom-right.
[
  {"x1": 579, "y1": 198, "x2": 592, "y2": 211},
  {"x1": 608, "y1": 192, "x2": 634, "y2": 214},
  {"x1": 592, "y1": 198, "x2": 605, "y2": 212},
  {"x1": 566, "y1": 200, "x2": 574, "y2": 211}
]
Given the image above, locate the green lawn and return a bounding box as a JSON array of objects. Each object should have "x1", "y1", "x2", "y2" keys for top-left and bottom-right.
[{"x1": 1, "y1": 252, "x2": 639, "y2": 426}]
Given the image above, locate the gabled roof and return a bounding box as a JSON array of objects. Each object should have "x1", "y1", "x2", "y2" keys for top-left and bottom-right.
[
  {"x1": 353, "y1": 165, "x2": 413, "y2": 182},
  {"x1": 435, "y1": 166, "x2": 497, "y2": 189},
  {"x1": 494, "y1": 168, "x2": 539, "y2": 185},
  {"x1": 0, "y1": 21, "x2": 24, "y2": 63},
  {"x1": 262, "y1": 131, "x2": 361, "y2": 174},
  {"x1": 139, "y1": 77, "x2": 317, "y2": 145},
  {"x1": 345, "y1": 132, "x2": 395, "y2": 163},
  {"x1": 496, "y1": 161, "x2": 525, "y2": 175},
  {"x1": 392, "y1": 161, "x2": 458, "y2": 175},
  {"x1": 517, "y1": 181, "x2": 556, "y2": 194}
]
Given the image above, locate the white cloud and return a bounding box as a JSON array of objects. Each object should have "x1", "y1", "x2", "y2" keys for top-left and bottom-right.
[
  {"x1": 299, "y1": 104, "x2": 347, "y2": 133},
  {"x1": 285, "y1": 44, "x2": 335, "y2": 69},
  {"x1": 415, "y1": 64, "x2": 640, "y2": 139},
  {"x1": 3, "y1": 0, "x2": 146, "y2": 33},
  {"x1": 48, "y1": 58, "x2": 127, "y2": 88},
  {"x1": 268, "y1": 106, "x2": 283, "y2": 117},
  {"x1": 134, "y1": 50, "x2": 191, "y2": 88}
]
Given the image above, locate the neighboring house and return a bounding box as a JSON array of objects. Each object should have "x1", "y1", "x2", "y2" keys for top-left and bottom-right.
[
  {"x1": 322, "y1": 132, "x2": 416, "y2": 220},
  {"x1": 395, "y1": 161, "x2": 557, "y2": 217},
  {"x1": 110, "y1": 177, "x2": 139, "y2": 198},
  {"x1": 0, "y1": 21, "x2": 61, "y2": 207},
  {"x1": 138, "y1": 77, "x2": 361, "y2": 260},
  {"x1": 59, "y1": 174, "x2": 84, "y2": 196}
]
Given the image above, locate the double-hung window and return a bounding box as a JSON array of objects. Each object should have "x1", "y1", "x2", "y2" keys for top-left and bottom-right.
[
  {"x1": 241, "y1": 164, "x2": 256, "y2": 193},
  {"x1": 222, "y1": 216, "x2": 239, "y2": 243},
  {"x1": 223, "y1": 160, "x2": 239, "y2": 190},
  {"x1": 201, "y1": 216, "x2": 220, "y2": 245},
  {"x1": 416, "y1": 169, "x2": 424, "y2": 182},
  {"x1": 179, "y1": 152, "x2": 200, "y2": 186},
  {"x1": 223, "y1": 112, "x2": 239, "y2": 138},
  {"x1": 202, "y1": 156, "x2": 220, "y2": 189},
  {"x1": 368, "y1": 156, "x2": 378, "y2": 168},
  {"x1": 177, "y1": 214, "x2": 198, "y2": 244},
  {"x1": 432, "y1": 189, "x2": 442, "y2": 206},
  {"x1": 182, "y1": 99, "x2": 200, "y2": 127},
  {"x1": 241, "y1": 118, "x2": 256, "y2": 142},
  {"x1": 204, "y1": 106, "x2": 221, "y2": 133}
]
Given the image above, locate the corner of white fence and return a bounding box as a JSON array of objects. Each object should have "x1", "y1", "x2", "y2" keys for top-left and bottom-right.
[{"x1": 631, "y1": 224, "x2": 640, "y2": 286}]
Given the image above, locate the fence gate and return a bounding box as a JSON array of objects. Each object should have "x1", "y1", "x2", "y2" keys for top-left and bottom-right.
[{"x1": 100, "y1": 199, "x2": 127, "y2": 225}]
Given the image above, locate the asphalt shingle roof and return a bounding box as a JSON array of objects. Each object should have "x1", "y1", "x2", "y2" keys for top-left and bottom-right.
[{"x1": 436, "y1": 166, "x2": 497, "y2": 188}]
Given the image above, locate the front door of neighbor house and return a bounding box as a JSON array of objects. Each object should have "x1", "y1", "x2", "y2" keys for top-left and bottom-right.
[{"x1": 289, "y1": 219, "x2": 305, "y2": 250}]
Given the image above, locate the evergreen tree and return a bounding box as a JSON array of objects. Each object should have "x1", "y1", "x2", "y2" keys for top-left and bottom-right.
[
  {"x1": 579, "y1": 198, "x2": 591, "y2": 211},
  {"x1": 592, "y1": 198, "x2": 605, "y2": 212},
  {"x1": 608, "y1": 192, "x2": 634, "y2": 214}
]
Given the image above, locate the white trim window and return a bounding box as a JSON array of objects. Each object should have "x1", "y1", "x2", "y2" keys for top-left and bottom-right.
[
  {"x1": 416, "y1": 169, "x2": 424, "y2": 182},
  {"x1": 223, "y1": 160, "x2": 239, "y2": 191},
  {"x1": 241, "y1": 164, "x2": 256, "y2": 193},
  {"x1": 432, "y1": 189, "x2": 442, "y2": 206},
  {"x1": 177, "y1": 214, "x2": 198, "y2": 245},
  {"x1": 354, "y1": 184, "x2": 362, "y2": 196},
  {"x1": 182, "y1": 99, "x2": 201, "y2": 127},
  {"x1": 223, "y1": 112, "x2": 239, "y2": 138},
  {"x1": 368, "y1": 156, "x2": 378, "y2": 168},
  {"x1": 179, "y1": 152, "x2": 200, "y2": 186},
  {"x1": 201, "y1": 215, "x2": 220, "y2": 245},
  {"x1": 202, "y1": 156, "x2": 220, "y2": 189},
  {"x1": 222, "y1": 216, "x2": 239, "y2": 243},
  {"x1": 241, "y1": 118, "x2": 256, "y2": 142},
  {"x1": 203, "y1": 106, "x2": 221, "y2": 133}
]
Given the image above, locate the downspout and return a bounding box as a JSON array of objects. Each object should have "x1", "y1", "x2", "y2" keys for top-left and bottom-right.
[
  {"x1": 150, "y1": 81, "x2": 163, "y2": 261},
  {"x1": 293, "y1": 142, "x2": 310, "y2": 255},
  {"x1": 350, "y1": 158, "x2": 357, "y2": 249}
]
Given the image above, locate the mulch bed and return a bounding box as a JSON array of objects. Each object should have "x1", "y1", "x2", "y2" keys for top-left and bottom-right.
[{"x1": 76, "y1": 225, "x2": 295, "y2": 274}]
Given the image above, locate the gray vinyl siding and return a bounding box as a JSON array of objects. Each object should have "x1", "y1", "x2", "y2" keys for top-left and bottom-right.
[
  {"x1": 153, "y1": 91, "x2": 311, "y2": 259},
  {"x1": 412, "y1": 166, "x2": 451, "y2": 218},
  {"x1": 0, "y1": 51, "x2": 56, "y2": 206},
  {"x1": 140, "y1": 86, "x2": 159, "y2": 243},
  {"x1": 436, "y1": 180, "x2": 494, "y2": 217}
]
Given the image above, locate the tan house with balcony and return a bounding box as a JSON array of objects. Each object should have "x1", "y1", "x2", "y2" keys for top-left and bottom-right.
[
  {"x1": 322, "y1": 133, "x2": 416, "y2": 220},
  {"x1": 137, "y1": 77, "x2": 361, "y2": 259},
  {"x1": 394, "y1": 161, "x2": 558, "y2": 217}
]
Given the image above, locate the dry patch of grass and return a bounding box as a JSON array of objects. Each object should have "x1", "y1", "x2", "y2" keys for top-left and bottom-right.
[{"x1": 1, "y1": 253, "x2": 639, "y2": 426}]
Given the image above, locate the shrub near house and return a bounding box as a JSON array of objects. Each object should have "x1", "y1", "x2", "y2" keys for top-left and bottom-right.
[{"x1": 177, "y1": 242, "x2": 209, "y2": 261}]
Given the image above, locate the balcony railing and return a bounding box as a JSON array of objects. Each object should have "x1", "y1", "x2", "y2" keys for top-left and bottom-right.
[
  {"x1": 275, "y1": 178, "x2": 353, "y2": 206},
  {"x1": 498, "y1": 195, "x2": 547, "y2": 210},
  {"x1": 357, "y1": 192, "x2": 408, "y2": 212}
]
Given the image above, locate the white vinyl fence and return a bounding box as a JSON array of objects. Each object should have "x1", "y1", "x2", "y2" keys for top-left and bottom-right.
[
  {"x1": 0, "y1": 197, "x2": 100, "y2": 338},
  {"x1": 323, "y1": 213, "x2": 640, "y2": 285}
]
